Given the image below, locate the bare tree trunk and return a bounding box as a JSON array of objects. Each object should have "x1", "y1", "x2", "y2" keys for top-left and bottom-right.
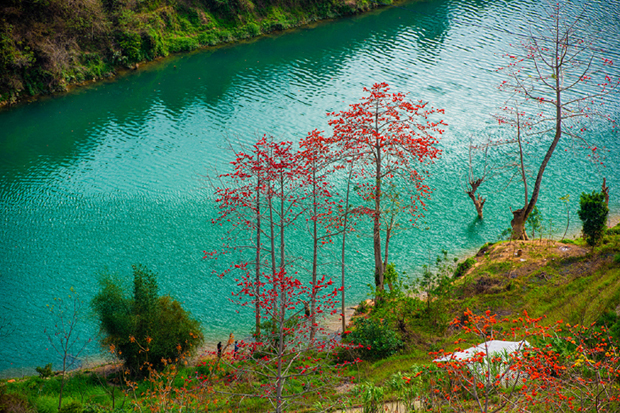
[
  {"x1": 384, "y1": 225, "x2": 393, "y2": 292},
  {"x1": 466, "y1": 178, "x2": 486, "y2": 220},
  {"x1": 279, "y1": 172, "x2": 285, "y2": 270},
  {"x1": 340, "y1": 166, "x2": 353, "y2": 334},
  {"x1": 310, "y1": 164, "x2": 318, "y2": 341},
  {"x1": 58, "y1": 359, "x2": 66, "y2": 410},
  {"x1": 602, "y1": 178, "x2": 609, "y2": 206},
  {"x1": 511, "y1": 208, "x2": 529, "y2": 240},
  {"x1": 465, "y1": 141, "x2": 489, "y2": 220},
  {"x1": 255, "y1": 176, "x2": 261, "y2": 338},
  {"x1": 509, "y1": 11, "x2": 565, "y2": 241},
  {"x1": 275, "y1": 280, "x2": 286, "y2": 413},
  {"x1": 373, "y1": 104, "x2": 384, "y2": 292},
  {"x1": 469, "y1": 192, "x2": 485, "y2": 220}
]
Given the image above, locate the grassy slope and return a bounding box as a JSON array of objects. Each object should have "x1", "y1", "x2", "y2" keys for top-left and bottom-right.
[
  {"x1": 2, "y1": 227, "x2": 618, "y2": 411},
  {"x1": 350, "y1": 223, "x2": 620, "y2": 397},
  {"x1": 0, "y1": 0, "x2": 393, "y2": 106}
]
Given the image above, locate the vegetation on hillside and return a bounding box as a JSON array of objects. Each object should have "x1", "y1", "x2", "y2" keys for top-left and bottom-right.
[
  {"x1": 2, "y1": 222, "x2": 619, "y2": 411},
  {"x1": 0, "y1": 0, "x2": 392, "y2": 105},
  {"x1": 91, "y1": 265, "x2": 203, "y2": 377}
]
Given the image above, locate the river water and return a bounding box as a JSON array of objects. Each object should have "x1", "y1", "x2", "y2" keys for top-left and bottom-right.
[{"x1": 1, "y1": 0, "x2": 619, "y2": 377}]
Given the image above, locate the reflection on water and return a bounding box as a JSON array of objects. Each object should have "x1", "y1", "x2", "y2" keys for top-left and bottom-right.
[{"x1": 1, "y1": 0, "x2": 619, "y2": 377}]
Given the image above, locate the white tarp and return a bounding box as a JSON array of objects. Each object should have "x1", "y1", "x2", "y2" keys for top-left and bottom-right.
[
  {"x1": 434, "y1": 340, "x2": 530, "y2": 363},
  {"x1": 434, "y1": 340, "x2": 530, "y2": 387}
]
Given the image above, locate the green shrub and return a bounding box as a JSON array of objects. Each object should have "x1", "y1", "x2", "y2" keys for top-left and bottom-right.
[
  {"x1": 142, "y1": 30, "x2": 168, "y2": 59},
  {"x1": 578, "y1": 191, "x2": 608, "y2": 246},
  {"x1": 35, "y1": 363, "x2": 53, "y2": 378},
  {"x1": 218, "y1": 30, "x2": 233, "y2": 42},
  {"x1": 167, "y1": 36, "x2": 199, "y2": 53},
  {"x1": 246, "y1": 22, "x2": 260, "y2": 37},
  {"x1": 454, "y1": 257, "x2": 476, "y2": 278},
  {"x1": 118, "y1": 32, "x2": 143, "y2": 63},
  {"x1": 81, "y1": 404, "x2": 109, "y2": 413},
  {"x1": 32, "y1": 396, "x2": 58, "y2": 413},
  {"x1": 344, "y1": 318, "x2": 403, "y2": 360},
  {"x1": 197, "y1": 32, "x2": 218, "y2": 46},
  {"x1": 58, "y1": 401, "x2": 83, "y2": 413},
  {"x1": 353, "y1": 382, "x2": 384, "y2": 413},
  {"x1": 0, "y1": 389, "x2": 35, "y2": 413},
  {"x1": 91, "y1": 265, "x2": 203, "y2": 377},
  {"x1": 607, "y1": 227, "x2": 620, "y2": 236}
]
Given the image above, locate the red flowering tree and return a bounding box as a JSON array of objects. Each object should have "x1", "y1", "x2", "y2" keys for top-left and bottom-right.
[
  {"x1": 208, "y1": 136, "x2": 359, "y2": 411},
  {"x1": 322, "y1": 82, "x2": 446, "y2": 292},
  {"x1": 424, "y1": 309, "x2": 620, "y2": 412},
  {"x1": 495, "y1": 2, "x2": 618, "y2": 239},
  {"x1": 208, "y1": 136, "x2": 273, "y2": 336},
  {"x1": 298, "y1": 130, "x2": 340, "y2": 340},
  {"x1": 218, "y1": 267, "x2": 355, "y2": 412}
]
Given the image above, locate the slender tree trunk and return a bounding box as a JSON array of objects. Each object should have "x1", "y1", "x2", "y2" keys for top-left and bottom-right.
[
  {"x1": 373, "y1": 169, "x2": 383, "y2": 292},
  {"x1": 279, "y1": 172, "x2": 285, "y2": 270},
  {"x1": 255, "y1": 176, "x2": 261, "y2": 337},
  {"x1": 275, "y1": 274, "x2": 286, "y2": 413},
  {"x1": 510, "y1": 51, "x2": 563, "y2": 240},
  {"x1": 602, "y1": 178, "x2": 609, "y2": 206},
  {"x1": 58, "y1": 357, "x2": 66, "y2": 409},
  {"x1": 373, "y1": 104, "x2": 384, "y2": 292},
  {"x1": 268, "y1": 190, "x2": 277, "y2": 336},
  {"x1": 268, "y1": 195, "x2": 276, "y2": 284},
  {"x1": 510, "y1": 110, "x2": 530, "y2": 240},
  {"x1": 341, "y1": 166, "x2": 353, "y2": 333},
  {"x1": 310, "y1": 164, "x2": 318, "y2": 341},
  {"x1": 384, "y1": 225, "x2": 393, "y2": 292}
]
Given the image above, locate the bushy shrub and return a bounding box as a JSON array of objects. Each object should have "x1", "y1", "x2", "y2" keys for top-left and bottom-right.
[
  {"x1": 344, "y1": 318, "x2": 403, "y2": 360},
  {"x1": 92, "y1": 265, "x2": 203, "y2": 376},
  {"x1": 578, "y1": 191, "x2": 608, "y2": 246},
  {"x1": 0, "y1": 389, "x2": 35, "y2": 413},
  {"x1": 58, "y1": 401, "x2": 83, "y2": 413},
  {"x1": 454, "y1": 257, "x2": 476, "y2": 278},
  {"x1": 197, "y1": 32, "x2": 218, "y2": 46},
  {"x1": 246, "y1": 22, "x2": 260, "y2": 37},
  {"x1": 118, "y1": 32, "x2": 143, "y2": 63},
  {"x1": 167, "y1": 37, "x2": 199, "y2": 53},
  {"x1": 607, "y1": 227, "x2": 620, "y2": 236},
  {"x1": 142, "y1": 30, "x2": 168, "y2": 59},
  {"x1": 32, "y1": 396, "x2": 58, "y2": 413},
  {"x1": 595, "y1": 311, "x2": 620, "y2": 344},
  {"x1": 35, "y1": 363, "x2": 53, "y2": 378}
]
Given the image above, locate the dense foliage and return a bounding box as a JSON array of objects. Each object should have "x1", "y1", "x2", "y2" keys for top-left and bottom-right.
[
  {"x1": 344, "y1": 317, "x2": 403, "y2": 360},
  {"x1": 0, "y1": 0, "x2": 389, "y2": 105},
  {"x1": 91, "y1": 264, "x2": 203, "y2": 376},
  {"x1": 578, "y1": 190, "x2": 609, "y2": 246},
  {"x1": 453, "y1": 257, "x2": 475, "y2": 278}
]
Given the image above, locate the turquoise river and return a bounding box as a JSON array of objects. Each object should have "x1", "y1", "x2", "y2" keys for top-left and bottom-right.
[{"x1": 1, "y1": 0, "x2": 619, "y2": 377}]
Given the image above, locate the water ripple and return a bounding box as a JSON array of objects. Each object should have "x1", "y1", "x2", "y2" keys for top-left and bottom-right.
[{"x1": 1, "y1": 0, "x2": 619, "y2": 377}]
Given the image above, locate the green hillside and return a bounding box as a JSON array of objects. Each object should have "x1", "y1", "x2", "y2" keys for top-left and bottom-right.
[{"x1": 0, "y1": 0, "x2": 392, "y2": 106}]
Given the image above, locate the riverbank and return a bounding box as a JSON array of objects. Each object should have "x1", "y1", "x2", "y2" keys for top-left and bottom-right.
[
  {"x1": 0, "y1": 0, "x2": 400, "y2": 108},
  {"x1": 3, "y1": 220, "x2": 619, "y2": 412}
]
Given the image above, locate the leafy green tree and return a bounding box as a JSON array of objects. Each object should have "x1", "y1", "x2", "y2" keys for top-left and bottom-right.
[
  {"x1": 578, "y1": 191, "x2": 609, "y2": 246},
  {"x1": 92, "y1": 265, "x2": 203, "y2": 376},
  {"x1": 344, "y1": 318, "x2": 403, "y2": 361}
]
